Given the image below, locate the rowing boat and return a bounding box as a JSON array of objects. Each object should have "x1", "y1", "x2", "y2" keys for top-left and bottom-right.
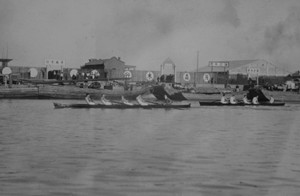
[
  {"x1": 53, "y1": 102, "x2": 191, "y2": 109},
  {"x1": 199, "y1": 101, "x2": 285, "y2": 106}
]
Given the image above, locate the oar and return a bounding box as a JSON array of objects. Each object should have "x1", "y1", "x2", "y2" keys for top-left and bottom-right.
[
  {"x1": 145, "y1": 100, "x2": 163, "y2": 105},
  {"x1": 211, "y1": 99, "x2": 221, "y2": 103}
]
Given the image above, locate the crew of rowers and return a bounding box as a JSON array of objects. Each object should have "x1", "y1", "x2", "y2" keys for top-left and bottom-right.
[
  {"x1": 220, "y1": 93, "x2": 274, "y2": 105},
  {"x1": 85, "y1": 93, "x2": 172, "y2": 106}
]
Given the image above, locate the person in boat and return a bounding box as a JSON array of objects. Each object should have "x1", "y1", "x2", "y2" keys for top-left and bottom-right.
[
  {"x1": 243, "y1": 94, "x2": 251, "y2": 104},
  {"x1": 121, "y1": 96, "x2": 134, "y2": 106},
  {"x1": 229, "y1": 94, "x2": 237, "y2": 104},
  {"x1": 100, "y1": 94, "x2": 112, "y2": 105},
  {"x1": 269, "y1": 95, "x2": 274, "y2": 103},
  {"x1": 252, "y1": 96, "x2": 259, "y2": 105},
  {"x1": 136, "y1": 95, "x2": 149, "y2": 106},
  {"x1": 220, "y1": 92, "x2": 229, "y2": 104},
  {"x1": 164, "y1": 95, "x2": 173, "y2": 105},
  {"x1": 85, "y1": 93, "x2": 96, "y2": 105}
]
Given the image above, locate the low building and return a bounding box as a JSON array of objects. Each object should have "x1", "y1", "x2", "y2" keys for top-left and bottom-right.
[
  {"x1": 195, "y1": 59, "x2": 290, "y2": 85},
  {"x1": 80, "y1": 57, "x2": 136, "y2": 79}
]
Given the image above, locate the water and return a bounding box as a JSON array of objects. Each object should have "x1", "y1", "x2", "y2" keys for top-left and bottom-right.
[{"x1": 1, "y1": 99, "x2": 300, "y2": 196}]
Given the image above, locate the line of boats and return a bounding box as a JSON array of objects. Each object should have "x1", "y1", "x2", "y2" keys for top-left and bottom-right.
[
  {"x1": 199, "y1": 101, "x2": 285, "y2": 106},
  {"x1": 53, "y1": 89, "x2": 285, "y2": 109},
  {"x1": 54, "y1": 94, "x2": 191, "y2": 109}
]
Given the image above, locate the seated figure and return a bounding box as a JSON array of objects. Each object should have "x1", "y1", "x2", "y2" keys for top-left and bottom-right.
[
  {"x1": 164, "y1": 95, "x2": 173, "y2": 105},
  {"x1": 136, "y1": 95, "x2": 149, "y2": 106},
  {"x1": 121, "y1": 96, "x2": 134, "y2": 106},
  {"x1": 269, "y1": 96, "x2": 274, "y2": 103},
  {"x1": 230, "y1": 95, "x2": 237, "y2": 104},
  {"x1": 101, "y1": 95, "x2": 112, "y2": 105},
  {"x1": 252, "y1": 96, "x2": 259, "y2": 105},
  {"x1": 85, "y1": 93, "x2": 96, "y2": 105},
  {"x1": 243, "y1": 95, "x2": 251, "y2": 104},
  {"x1": 220, "y1": 93, "x2": 228, "y2": 104}
]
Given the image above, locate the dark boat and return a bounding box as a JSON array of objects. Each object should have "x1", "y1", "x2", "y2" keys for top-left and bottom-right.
[
  {"x1": 53, "y1": 102, "x2": 191, "y2": 109},
  {"x1": 199, "y1": 87, "x2": 285, "y2": 106},
  {"x1": 199, "y1": 101, "x2": 285, "y2": 106}
]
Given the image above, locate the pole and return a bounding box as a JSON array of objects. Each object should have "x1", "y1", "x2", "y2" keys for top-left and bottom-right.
[
  {"x1": 195, "y1": 51, "x2": 199, "y2": 87},
  {"x1": 9, "y1": 74, "x2": 12, "y2": 88},
  {"x1": 211, "y1": 65, "x2": 213, "y2": 87},
  {"x1": 257, "y1": 71, "x2": 259, "y2": 86}
]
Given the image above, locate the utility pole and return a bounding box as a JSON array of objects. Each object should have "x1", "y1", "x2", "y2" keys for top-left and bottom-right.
[{"x1": 195, "y1": 51, "x2": 199, "y2": 87}]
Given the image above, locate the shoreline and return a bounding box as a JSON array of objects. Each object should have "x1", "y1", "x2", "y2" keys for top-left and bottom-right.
[{"x1": 0, "y1": 85, "x2": 299, "y2": 103}]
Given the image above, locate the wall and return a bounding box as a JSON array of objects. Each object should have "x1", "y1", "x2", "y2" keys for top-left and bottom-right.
[
  {"x1": 104, "y1": 57, "x2": 125, "y2": 78},
  {"x1": 10, "y1": 66, "x2": 46, "y2": 80},
  {"x1": 131, "y1": 70, "x2": 160, "y2": 82},
  {"x1": 176, "y1": 71, "x2": 227, "y2": 85}
]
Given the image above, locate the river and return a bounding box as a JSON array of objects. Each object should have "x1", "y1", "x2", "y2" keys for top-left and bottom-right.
[{"x1": 1, "y1": 99, "x2": 300, "y2": 196}]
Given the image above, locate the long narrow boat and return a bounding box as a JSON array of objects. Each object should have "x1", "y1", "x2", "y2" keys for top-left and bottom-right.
[
  {"x1": 54, "y1": 102, "x2": 191, "y2": 109},
  {"x1": 199, "y1": 101, "x2": 285, "y2": 106}
]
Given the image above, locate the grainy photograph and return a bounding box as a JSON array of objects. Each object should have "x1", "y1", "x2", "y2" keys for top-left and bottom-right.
[{"x1": 1, "y1": 0, "x2": 300, "y2": 195}]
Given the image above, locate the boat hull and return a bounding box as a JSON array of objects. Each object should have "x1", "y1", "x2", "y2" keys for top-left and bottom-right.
[
  {"x1": 199, "y1": 101, "x2": 285, "y2": 106},
  {"x1": 54, "y1": 102, "x2": 191, "y2": 109}
]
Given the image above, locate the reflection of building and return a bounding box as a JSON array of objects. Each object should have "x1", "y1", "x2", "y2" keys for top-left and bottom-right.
[{"x1": 80, "y1": 57, "x2": 136, "y2": 79}]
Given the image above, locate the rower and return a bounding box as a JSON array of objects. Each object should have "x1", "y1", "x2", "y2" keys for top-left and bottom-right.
[
  {"x1": 164, "y1": 95, "x2": 173, "y2": 105},
  {"x1": 136, "y1": 95, "x2": 149, "y2": 106},
  {"x1": 269, "y1": 95, "x2": 274, "y2": 103},
  {"x1": 243, "y1": 94, "x2": 251, "y2": 104},
  {"x1": 252, "y1": 96, "x2": 259, "y2": 105},
  {"x1": 220, "y1": 93, "x2": 228, "y2": 104},
  {"x1": 121, "y1": 96, "x2": 134, "y2": 106},
  {"x1": 85, "y1": 93, "x2": 96, "y2": 105},
  {"x1": 101, "y1": 94, "x2": 112, "y2": 105},
  {"x1": 230, "y1": 95, "x2": 237, "y2": 104}
]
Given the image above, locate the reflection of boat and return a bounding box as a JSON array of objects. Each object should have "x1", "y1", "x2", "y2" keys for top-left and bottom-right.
[
  {"x1": 53, "y1": 102, "x2": 191, "y2": 109},
  {"x1": 199, "y1": 101, "x2": 285, "y2": 106}
]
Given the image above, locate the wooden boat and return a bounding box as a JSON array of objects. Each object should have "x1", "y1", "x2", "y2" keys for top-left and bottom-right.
[
  {"x1": 53, "y1": 102, "x2": 191, "y2": 109},
  {"x1": 199, "y1": 101, "x2": 285, "y2": 106}
]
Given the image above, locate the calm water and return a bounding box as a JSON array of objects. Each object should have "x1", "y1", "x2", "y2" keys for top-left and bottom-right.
[{"x1": 1, "y1": 99, "x2": 300, "y2": 196}]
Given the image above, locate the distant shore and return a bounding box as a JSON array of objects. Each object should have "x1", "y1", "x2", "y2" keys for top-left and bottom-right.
[{"x1": 0, "y1": 84, "x2": 299, "y2": 103}]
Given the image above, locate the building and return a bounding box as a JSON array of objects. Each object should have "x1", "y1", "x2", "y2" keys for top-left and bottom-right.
[
  {"x1": 194, "y1": 59, "x2": 290, "y2": 85},
  {"x1": 80, "y1": 57, "x2": 136, "y2": 79}
]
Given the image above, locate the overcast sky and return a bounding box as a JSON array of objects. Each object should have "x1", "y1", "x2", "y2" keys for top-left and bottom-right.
[{"x1": 1, "y1": 0, "x2": 300, "y2": 72}]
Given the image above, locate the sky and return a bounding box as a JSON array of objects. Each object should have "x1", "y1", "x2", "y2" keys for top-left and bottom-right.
[{"x1": 1, "y1": 0, "x2": 300, "y2": 72}]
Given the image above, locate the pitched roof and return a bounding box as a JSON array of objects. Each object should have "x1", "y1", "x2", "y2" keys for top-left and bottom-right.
[
  {"x1": 83, "y1": 57, "x2": 125, "y2": 66},
  {"x1": 198, "y1": 60, "x2": 259, "y2": 72},
  {"x1": 162, "y1": 58, "x2": 175, "y2": 66},
  {"x1": 84, "y1": 59, "x2": 104, "y2": 66},
  {"x1": 227, "y1": 60, "x2": 259, "y2": 69},
  {"x1": 291, "y1": 71, "x2": 300, "y2": 77}
]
